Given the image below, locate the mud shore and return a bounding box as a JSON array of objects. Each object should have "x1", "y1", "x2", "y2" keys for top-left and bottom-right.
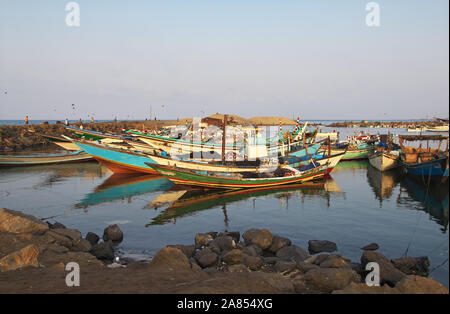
[{"x1": 0, "y1": 208, "x2": 447, "y2": 294}]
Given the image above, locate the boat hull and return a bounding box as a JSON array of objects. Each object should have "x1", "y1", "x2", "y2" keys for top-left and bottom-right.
[
  {"x1": 147, "y1": 163, "x2": 329, "y2": 190},
  {"x1": 368, "y1": 151, "x2": 401, "y2": 171},
  {"x1": 0, "y1": 151, "x2": 93, "y2": 167},
  {"x1": 74, "y1": 141, "x2": 159, "y2": 174}
]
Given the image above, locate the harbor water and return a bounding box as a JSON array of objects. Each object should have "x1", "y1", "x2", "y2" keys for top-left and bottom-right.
[{"x1": 0, "y1": 126, "x2": 448, "y2": 287}]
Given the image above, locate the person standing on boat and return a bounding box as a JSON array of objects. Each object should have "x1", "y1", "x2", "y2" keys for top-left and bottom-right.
[
  {"x1": 25, "y1": 116, "x2": 29, "y2": 125},
  {"x1": 65, "y1": 118, "x2": 69, "y2": 126}
]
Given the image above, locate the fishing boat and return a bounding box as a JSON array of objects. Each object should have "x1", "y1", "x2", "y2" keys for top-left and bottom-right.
[
  {"x1": 69, "y1": 138, "x2": 279, "y2": 175},
  {"x1": 286, "y1": 141, "x2": 323, "y2": 158},
  {"x1": 368, "y1": 150, "x2": 401, "y2": 171},
  {"x1": 318, "y1": 143, "x2": 375, "y2": 160},
  {"x1": 35, "y1": 132, "x2": 81, "y2": 151},
  {"x1": 145, "y1": 162, "x2": 330, "y2": 190},
  {"x1": 281, "y1": 151, "x2": 345, "y2": 174},
  {"x1": 399, "y1": 135, "x2": 449, "y2": 183},
  {"x1": 0, "y1": 150, "x2": 93, "y2": 167},
  {"x1": 424, "y1": 125, "x2": 449, "y2": 132}
]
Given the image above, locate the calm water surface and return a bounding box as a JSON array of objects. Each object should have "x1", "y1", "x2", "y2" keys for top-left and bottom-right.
[{"x1": 0, "y1": 128, "x2": 448, "y2": 288}]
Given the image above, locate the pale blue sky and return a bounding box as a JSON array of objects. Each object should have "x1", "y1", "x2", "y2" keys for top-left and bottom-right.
[{"x1": 0, "y1": 0, "x2": 448, "y2": 120}]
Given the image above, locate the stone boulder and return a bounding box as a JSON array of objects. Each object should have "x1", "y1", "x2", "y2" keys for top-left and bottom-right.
[
  {"x1": 304, "y1": 268, "x2": 360, "y2": 293},
  {"x1": 90, "y1": 241, "x2": 114, "y2": 261},
  {"x1": 85, "y1": 232, "x2": 100, "y2": 246},
  {"x1": 71, "y1": 238, "x2": 92, "y2": 253},
  {"x1": 276, "y1": 245, "x2": 310, "y2": 263},
  {"x1": 267, "y1": 235, "x2": 291, "y2": 253},
  {"x1": 194, "y1": 248, "x2": 218, "y2": 268},
  {"x1": 242, "y1": 229, "x2": 273, "y2": 250},
  {"x1": 244, "y1": 255, "x2": 263, "y2": 271},
  {"x1": 361, "y1": 251, "x2": 406, "y2": 286},
  {"x1": 209, "y1": 235, "x2": 235, "y2": 252},
  {"x1": 394, "y1": 275, "x2": 449, "y2": 294},
  {"x1": 391, "y1": 256, "x2": 430, "y2": 277},
  {"x1": 0, "y1": 208, "x2": 48, "y2": 234},
  {"x1": 308, "y1": 240, "x2": 337, "y2": 254},
  {"x1": 274, "y1": 260, "x2": 297, "y2": 273},
  {"x1": 150, "y1": 247, "x2": 191, "y2": 269},
  {"x1": 167, "y1": 244, "x2": 195, "y2": 258},
  {"x1": 0, "y1": 244, "x2": 39, "y2": 271},
  {"x1": 52, "y1": 228, "x2": 82, "y2": 243},
  {"x1": 103, "y1": 224, "x2": 123, "y2": 242},
  {"x1": 195, "y1": 233, "x2": 214, "y2": 248},
  {"x1": 222, "y1": 249, "x2": 247, "y2": 265},
  {"x1": 361, "y1": 243, "x2": 379, "y2": 251}
]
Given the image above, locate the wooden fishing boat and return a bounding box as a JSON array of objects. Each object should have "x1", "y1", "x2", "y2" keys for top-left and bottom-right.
[
  {"x1": 424, "y1": 125, "x2": 449, "y2": 132},
  {"x1": 33, "y1": 132, "x2": 81, "y2": 151},
  {"x1": 368, "y1": 150, "x2": 401, "y2": 171},
  {"x1": 65, "y1": 125, "x2": 123, "y2": 142},
  {"x1": 281, "y1": 152, "x2": 345, "y2": 174},
  {"x1": 286, "y1": 141, "x2": 323, "y2": 158},
  {"x1": 70, "y1": 138, "x2": 278, "y2": 175},
  {"x1": 318, "y1": 143, "x2": 375, "y2": 160},
  {"x1": 399, "y1": 135, "x2": 449, "y2": 182},
  {"x1": 145, "y1": 162, "x2": 330, "y2": 190},
  {"x1": 0, "y1": 150, "x2": 93, "y2": 167},
  {"x1": 128, "y1": 130, "x2": 247, "y2": 155}
]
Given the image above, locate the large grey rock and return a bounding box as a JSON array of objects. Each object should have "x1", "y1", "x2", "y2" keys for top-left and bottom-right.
[
  {"x1": 194, "y1": 248, "x2": 218, "y2": 268},
  {"x1": 90, "y1": 241, "x2": 114, "y2": 261},
  {"x1": 361, "y1": 251, "x2": 406, "y2": 286},
  {"x1": 85, "y1": 232, "x2": 100, "y2": 246},
  {"x1": 361, "y1": 243, "x2": 379, "y2": 251},
  {"x1": 242, "y1": 229, "x2": 273, "y2": 250},
  {"x1": 103, "y1": 224, "x2": 123, "y2": 242},
  {"x1": 267, "y1": 235, "x2": 291, "y2": 253},
  {"x1": 391, "y1": 256, "x2": 430, "y2": 277},
  {"x1": 308, "y1": 240, "x2": 337, "y2": 254},
  {"x1": 0, "y1": 208, "x2": 48, "y2": 234},
  {"x1": 276, "y1": 245, "x2": 310, "y2": 263},
  {"x1": 209, "y1": 235, "x2": 235, "y2": 252}
]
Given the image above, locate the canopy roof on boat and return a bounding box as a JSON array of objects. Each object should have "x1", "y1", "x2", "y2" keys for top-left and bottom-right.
[{"x1": 398, "y1": 135, "x2": 449, "y2": 141}]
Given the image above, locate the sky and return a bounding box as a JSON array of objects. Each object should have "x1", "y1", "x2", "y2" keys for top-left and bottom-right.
[{"x1": 0, "y1": 0, "x2": 448, "y2": 121}]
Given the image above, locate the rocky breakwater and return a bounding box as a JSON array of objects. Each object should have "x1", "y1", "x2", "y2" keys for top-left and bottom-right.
[{"x1": 0, "y1": 208, "x2": 448, "y2": 294}]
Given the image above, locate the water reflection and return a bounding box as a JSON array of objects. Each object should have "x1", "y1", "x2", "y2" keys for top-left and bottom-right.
[
  {"x1": 146, "y1": 178, "x2": 343, "y2": 226},
  {"x1": 366, "y1": 165, "x2": 403, "y2": 207},
  {"x1": 74, "y1": 174, "x2": 173, "y2": 209},
  {"x1": 397, "y1": 177, "x2": 449, "y2": 233}
]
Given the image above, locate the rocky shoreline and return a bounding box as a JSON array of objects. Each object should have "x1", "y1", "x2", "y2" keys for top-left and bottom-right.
[{"x1": 0, "y1": 208, "x2": 447, "y2": 294}]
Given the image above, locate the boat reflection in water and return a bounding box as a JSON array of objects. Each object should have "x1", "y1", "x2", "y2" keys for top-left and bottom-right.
[
  {"x1": 74, "y1": 173, "x2": 173, "y2": 209},
  {"x1": 332, "y1": 159, "x2": 369, "y2": 172},
  {"x1": 397, "y1": 177, "x2": 449, "y2": 233},
  {"x1": 366, "y1": 165, "x2": 403, "y2": 207},
  {"x1": 146, "y1": 177, "x2": 343, "y2": 227}
]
